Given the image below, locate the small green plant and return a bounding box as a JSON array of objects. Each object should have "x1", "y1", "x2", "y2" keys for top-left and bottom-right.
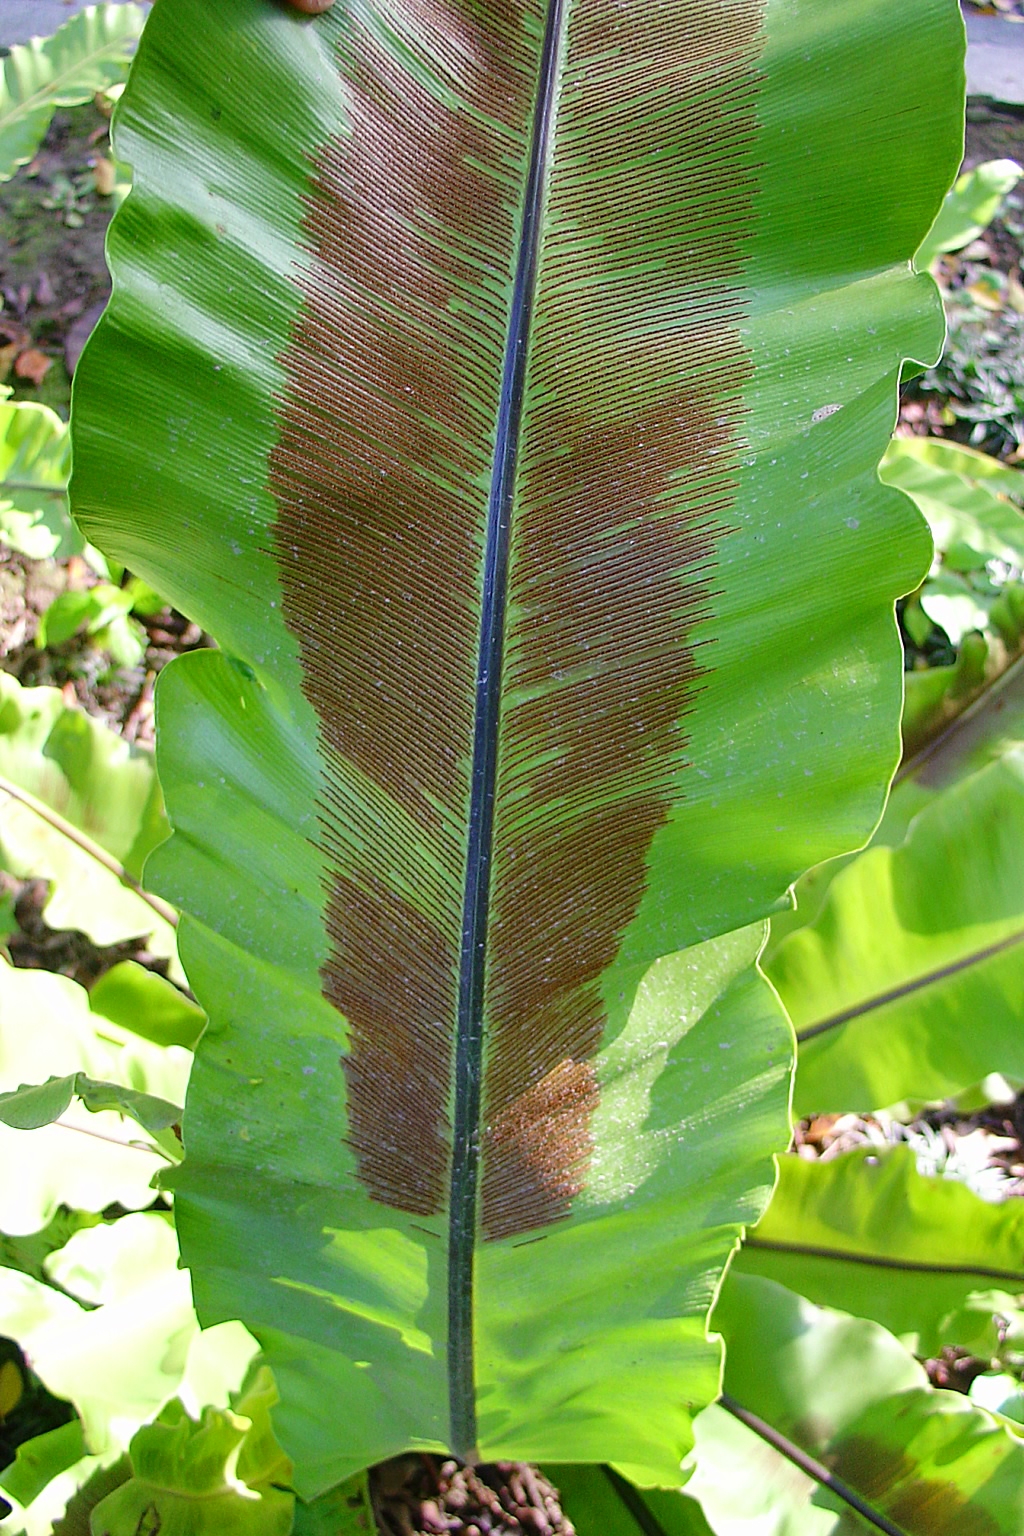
[
  {"x1": 0, "y1": 6, "x2": 146, "y2": 185},
  {"x1": 0, "y1": 389, "x2": 74, "y2": 562}
]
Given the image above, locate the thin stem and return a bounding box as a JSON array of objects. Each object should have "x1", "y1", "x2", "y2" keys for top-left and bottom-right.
[
  {"x1": 795, "y1": 924, "x2": 1024, "y2": 1043},
  {"x1": 0, "y1": 481, "x2": 67, "y2": 498},
  {"x1": 895, "y1": 652, "x2": 1024, "y2": 786},
  {"x1": 52, "y1": 1115, "x2": 173, "y2": 1159},
  {"x1": 0, "y1": 771, "x2": 178, "y2": 929},
  {"x1": 719, "y1": 1395, "x2": 908, "y2": 1536},
  {"x1": 743, "y1": 1235, "x2": 1024, "y2": 1285}
]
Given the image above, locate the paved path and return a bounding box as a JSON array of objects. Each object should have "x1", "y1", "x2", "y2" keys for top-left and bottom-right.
[
  {"x1": 0, "y1": 1, "x2": 148, "y2": 50},
  {"x1": 965, "y1": 11, "x2": 1024, "y2": 105}
]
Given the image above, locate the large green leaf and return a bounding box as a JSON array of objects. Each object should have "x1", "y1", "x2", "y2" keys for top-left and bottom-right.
[
  {"x1": 879, "y1": 437, "x2": 1024, "y2": 568},
  {"x1": 70, "y1": 0, "x2": 961, "y2": 1488},
  {"x1": 763, "y1": 651, "x2": 1024, "y2": 966},
  {"x1": 770, "y1": 749, "x2": 1024, "y2": 1113},
  {"x1": 883, "y1": 653, "x2": 1024, "y2": 848},
  {"x1": 0, "y1": 3, "x2": 147, "y2": 183},
  {"x1": 733, "y1": 1146, "x2": 1024, "y2": 1356},
  {"x1": 688, "y1": 1274, "x2": 1024, "y2": 1535},
  {"x1": 765, "y1": 440, "x2": 1024, "y2": 967}
]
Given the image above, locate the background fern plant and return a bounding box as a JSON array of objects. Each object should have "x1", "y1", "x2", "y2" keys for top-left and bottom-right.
[{"x1": 3, "y1": 0, "x2": 1024, "y2": 1532}]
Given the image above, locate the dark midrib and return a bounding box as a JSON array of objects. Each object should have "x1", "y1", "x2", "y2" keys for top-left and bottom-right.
[
  {"x1": 795, "y1": 924, "x2": 1024, "y2": 1044},
  {"x1": 602, "y1": 1466, "x2": 671, "y2": 1536},
  {"x1": 447, "y1": 0, "x2": 564, "y2": 1460},
  {"x1": 719, "y1": 1395, "x2": 910, "y2": 1536},
  {"x1": 893, "y1": 652, "x2": 1024, "y2": 787},
  {"x1": 744, "y1": 1236, "x2": 1024, "y2": 1285}
]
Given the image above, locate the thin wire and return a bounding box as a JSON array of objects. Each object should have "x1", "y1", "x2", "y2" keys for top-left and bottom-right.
[
  {"x1": 744, "y1": 1235, "x2": 1024, "y2": 1285},
  {"x1": 51, "y1": 1115, "x2": 172, "y2": 1159}
]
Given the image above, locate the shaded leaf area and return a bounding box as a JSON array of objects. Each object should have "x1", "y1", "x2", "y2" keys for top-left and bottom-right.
[
  {"x1": 300, "y1": 1457, "x2": 711, "y2": 1536},
  {"x1": 688, "y1": 1275, "x2": 1024, "y2": 1535},
  {"x1": 767, "y1": 749, "x2": 1024, "y2": 1113},
  {"x1": 553, "y1": 1465, "x2": 712, "y2": 1536},
  {"x1": 733, "y1": 1147, "x2": 1024, "y2": 1357},
  {"x1": 50, "y1": 1455, "x2": 131, "y2": 1536}
]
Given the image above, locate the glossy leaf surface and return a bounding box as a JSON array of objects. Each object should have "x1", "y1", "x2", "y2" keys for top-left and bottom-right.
[
  {"x1": 72, "y1": 0, "x2": 960, "y2": 1486},
  {"x1": 880, "y1": 437, "x2": 1024, "y2": 568}
]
